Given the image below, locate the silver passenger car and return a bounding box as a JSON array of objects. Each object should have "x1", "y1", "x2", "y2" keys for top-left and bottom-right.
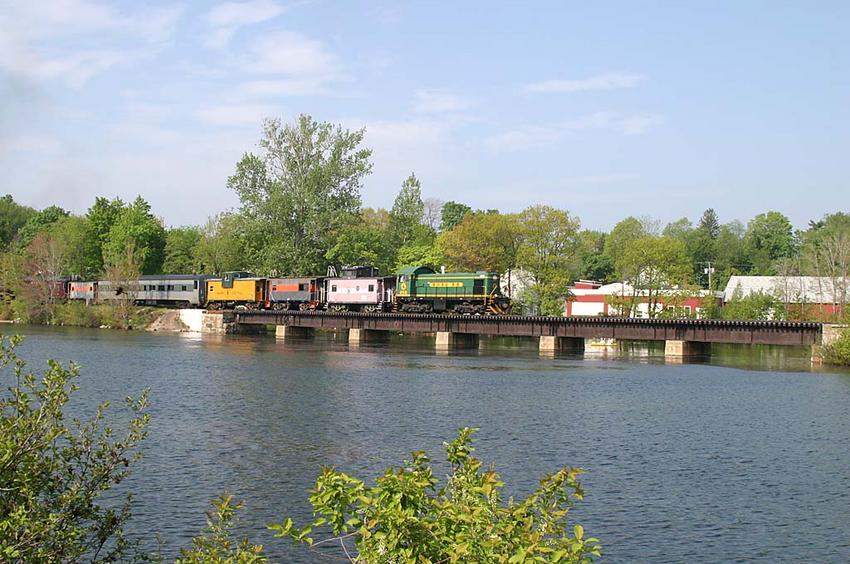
[{"x1": 97, "y1": 275, "x2": 207, "y2": 307}]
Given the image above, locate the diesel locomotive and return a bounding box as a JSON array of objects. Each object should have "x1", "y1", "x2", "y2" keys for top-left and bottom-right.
[{"x1": 62, "y1": 265, "x2": 512, "y2": 315}]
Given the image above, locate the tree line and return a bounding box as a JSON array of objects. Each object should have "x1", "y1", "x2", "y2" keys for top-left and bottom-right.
[{"x1": 2, "y1": 114, "x2": 848, "y2": 318}]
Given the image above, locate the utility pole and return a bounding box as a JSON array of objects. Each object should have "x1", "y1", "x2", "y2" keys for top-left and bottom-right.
[{"x1": 703, "y1": 262, "x2": 715, "y2": 291}]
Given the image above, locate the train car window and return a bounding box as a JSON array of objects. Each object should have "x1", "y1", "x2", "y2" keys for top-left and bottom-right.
[
  {"x1": 368, "y1": 284, "x2": 375, "y2": 292},
  {"x1": 159, "y1": 285, "x2": 165, "y2": 291},
  {"x1": 194, "y1": 280, "x2": 198, "y2": 289},
  {"x1": 356, "y1": 285, "x2": 360, "y2": 291},
  {"x1": 299, "y1": 283, "x2": 307, "y2": 291},
  {"x1": 331, "y1": 285, "x2": 337, "y2": 292}
]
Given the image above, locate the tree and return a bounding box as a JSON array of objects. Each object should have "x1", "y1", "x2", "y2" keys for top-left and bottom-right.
[
  {"x1": 0, "y1": 335, "x2": 149, "y2": 561},
  {"x1": 271, "y1": 428, "x2": 600, "y2": 563},
  {"x1": 800, "y1": 212, "x2": 850, "y2": 319},
  {"x1": 85, "y1": 197, "x2": 126, "y2": 274},
  {"x1": 613, "y1": 235, "x2": 692, "y2": 318},
  {"x1": 604, "y1": 217, "x2": 646, "y2": 269},
  {"x1": 697, "y1": 208, "x2": 720, "y2": 239},
  {"x1": 163, "y1": 226, "x2": 202, "y2": 274},
  {"x1": 394, "y1": 242, "x2": 445, "y2": 271},
  {"x1": 104, "y1": 243, "x2": 143, "y2": 329},
  {"x1": 745, "y1": 211, "x2": 796, "y2": 274},
  {"x1": 0, "y1": 194, "x2": 36, "y2": 249},
  {"x1": 439, "y1": 201, "x2": 472, "y2": 232},
  {"x1": 103, "y1": 197, "x2": 166, "y2": 275},
  {"x1": 421, "y1": 197, "x2": 444, "y2": 231},
  {"x1": 388, "y1": 173, "x2": 426, "y2": 249},
  {"x1": 228, "y1": 115, "x2": 372, "y2": 275},
  {"x1": 194, "y1": 213, "x2": 246, "y2": 275},
  {"x1": 51, "y1": 216, "x2": 102, "y2": 279},
  {"x1": 515, "y1": 205, "x2": 581, "y2": 315},
  {"x1": 438, "y1": 212, "x2": 520, "y2": 274},
  {"x1": 325, "y1": 223, "x2": 394, "y2": 275},
  {"x1": 16, "y1": 205, "x2": 69, "y2": 248},
  {"x1": 20, "y1": 232, "x2": 68, "y2": 323},
  {"x1": 577, "y1": 230, "x2": 613, "y2": 282}
]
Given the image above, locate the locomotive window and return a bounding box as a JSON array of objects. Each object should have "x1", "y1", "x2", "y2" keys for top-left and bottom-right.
[{"x1": 368, "y1": 284, "x2": 374, "y2": 292}]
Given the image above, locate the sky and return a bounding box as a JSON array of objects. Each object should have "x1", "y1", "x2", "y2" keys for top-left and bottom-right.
[{"x1": 1, "y1": 1, "x2": 848, "y2": 230}]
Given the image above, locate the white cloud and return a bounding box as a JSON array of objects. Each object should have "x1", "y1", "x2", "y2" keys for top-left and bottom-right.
[
  {"x1": 0, "y1": 1, "x2": 183, "y2": 87},
  {"x1": 237, "y1": 78, "x2": 326, "y2": 97},
  {"x1": 204, "y1": 0, "x2": 287, "y2": 49},
  {"x1": 524, "y1": 72, "x2": 646, "y2": 94},
  {"x1": 484, "y1": 111, "x2": 663, "y2": 151},
  {"x1": 412, "y1": 90, "x2": 471, "y2": 113},
  {"x1": 246, "y1": 31, "x2": 338, "y2": 77},
  {"x1": 195, "y1": 103, "x2": 279, "y2": 127}
]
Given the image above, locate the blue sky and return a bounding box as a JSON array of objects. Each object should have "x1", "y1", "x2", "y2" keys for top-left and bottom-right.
[{"x1": 1, "y1": 1, "x2": 848, "y2": 229}]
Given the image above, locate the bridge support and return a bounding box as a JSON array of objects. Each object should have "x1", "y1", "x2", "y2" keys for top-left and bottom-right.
[
  {"x1": 348, "y1": 328, "x2": 389, "y2": 345},
  {"x1": 539, "y1": 336, "x2": 585, "y2": 354},
  {"x1": 812, "y1": 324, "x2": 847, "y2": 364},
  {"x1": 664, "y1": 340, "x2": 710, "y2": 357},
  {"x1": 275, "y1": 325, "x2": 313, "y2": 339},
  {"x1": 435, "y1": 332, "x2": 479, "y2": 350}
]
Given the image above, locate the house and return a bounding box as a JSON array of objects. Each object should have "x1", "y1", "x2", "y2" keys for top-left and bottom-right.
[
  {"x1": 723, "y1": 276, "x2": 849, "y2": 318},
  {"x1": 565, "y1": 280, "x2": 719, "y2": 318}
]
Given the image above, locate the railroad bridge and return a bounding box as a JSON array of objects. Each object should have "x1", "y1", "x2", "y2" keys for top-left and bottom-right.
[{"x1": 223, "y1": 311, "x2": 827, "y2": 357}]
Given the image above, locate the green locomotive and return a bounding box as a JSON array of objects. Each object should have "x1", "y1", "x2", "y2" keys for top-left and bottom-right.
[{"x1": 395, "y1": 266, "x2": 511, "y2": 315}]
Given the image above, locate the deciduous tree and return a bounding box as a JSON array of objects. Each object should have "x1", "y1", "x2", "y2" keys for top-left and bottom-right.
[{"x1": 439, "y1": 201, "x2": 471, "y2": 232}]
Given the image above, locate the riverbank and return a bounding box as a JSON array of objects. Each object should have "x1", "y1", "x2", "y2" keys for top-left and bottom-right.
[{"x1": 0, "y1": 299, "x2": 164, "y2": 331}]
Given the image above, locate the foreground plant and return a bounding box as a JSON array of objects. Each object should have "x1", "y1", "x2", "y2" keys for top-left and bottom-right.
[
  {"x1": 271, "y1": 427, "x2": 600, "y2": 563},
  {"x1": 0, "y1": 335, "x2": 150, "y2": 562},
  {"x1": 177, "y1": 494, "x2": 267, "y2": 563}
]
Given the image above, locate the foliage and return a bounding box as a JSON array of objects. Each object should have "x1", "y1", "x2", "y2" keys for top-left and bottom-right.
[
  {"x1": 603, "y1": 217, "x2": 646, "y2": 268},
  {"x1": 163, "y1": 226, "x2": 203, "y2": 274},
  {"x1": 721, "y1": 290, "x2": 783, "y2": 320},
  {"x1": 0, "y1": 194, "x2": 36, "y2": 249},
  {"x1": 195, "y1": 213, "x2": 246, "y2": 275},
  {"x1": 271, "y1": 427, "x2": 600, "y2": 563},
  {"x1": 389, "y1": 173, "x2": 426, "y2": 249},
  {"x1": 86, "y1": 197, "x2": 126, "y2": 275},
  {"x1": 178, "y1": 494, "x2": 267, "y2": 563},
  {"x1": 104, "y1": 244, "x2": 143, "y2": 329},
  {"x1": 821, "y1": 327, "x2": 850, "y2": 366},
  {"x1": 613, "y1": 235, "x2": 691, "y2": 318},
  {"x1": 577, "y1": 230, "x2": 613, "y2": 282},
  {"x1": 394, "y1": 242, "x2": 445, "y2": 271},
  {"x1": 438, "y1": 212, "x2": 520, "y2": 274},
  {"x1": 515, "y1": 205, "x2": 581, "y2": 315},
  {"x1": 0, "y1": 335, "x2": 150, "y2": 562},
  {"x1": 228, "y1": 114, "x2": 372, "y2": 275},
  {"x1": 439, "y1": 201, "x2": 472, "y2": 232},
  {"x1": 326, "y1": 223, "x2": 395, "y2": 275},
  {"x1": 103, "y1": 197, "x2": 166, "y2": 275},
  {"x1": 745, "y1": 211, "x2": 796, "y2": 274},
  {"x1": 20, "y1": 231, "x2": 69, "y2": 324},
  {"x1": 16, "y1": 205, "x2": 69, "y2": 249}
]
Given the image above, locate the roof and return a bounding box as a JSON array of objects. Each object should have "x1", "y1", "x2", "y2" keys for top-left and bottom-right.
[{"x1": 723, "y1": 275, "x2": 850, "y2": 303}]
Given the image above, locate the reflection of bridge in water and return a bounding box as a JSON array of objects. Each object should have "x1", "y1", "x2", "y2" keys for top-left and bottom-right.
[{"x1": 219, "y1": 311, "x2": 831, "y2": 359}]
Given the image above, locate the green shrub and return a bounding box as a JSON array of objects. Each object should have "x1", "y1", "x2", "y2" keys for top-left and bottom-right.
[
  {"x1": 177, "y1": 495, "x2": 267, "y2": 563},
  {"x1": 271, "y1": 427, "x2": 600, "y2": 563},
  {"x1": 823, "y1": 328, "x2": 850, "y2": 366},
  {"x1": 0, "y1": 335, "x2": 150, "y2": 561},
  {"x1": 721, "y1": 291, "x2": 783, "y2": 320}
]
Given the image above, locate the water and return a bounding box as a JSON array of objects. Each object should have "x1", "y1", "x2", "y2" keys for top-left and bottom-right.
[{"x1": 3, "y1": 325, "x2": 849, "y2": 562}]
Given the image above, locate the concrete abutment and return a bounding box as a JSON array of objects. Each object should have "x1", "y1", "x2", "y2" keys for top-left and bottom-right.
[
  {"x1": 538, "y1": 336, "x2": 586, "y2": 354},
  {"x1": 435, "y1": 332, "x2": 479, "y2": 350},
  {"x1": 348, "y1": 328, "x2": 389, "y2": 344},
  {"x1": 664, "y1": 340, "x2": 711, "y2": 357},
  {"x1": 275, "y1": 325, "x2": 314, "y2": 339}
]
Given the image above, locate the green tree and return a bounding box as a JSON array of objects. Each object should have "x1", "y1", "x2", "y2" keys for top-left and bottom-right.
[
  {"x1": 604, "y1": 217, "x2": 647, "y2": 269},
  {"x1": 0, "y1": 195, "x2": 36, "y2": 249},
  {"x1": 388, "y1": 173, "x2": 426, "y2": 249},
  {"x1": 163, "y1": 226, "x2": 202, "y2": 273},
  {"x1": 194, "y1": 213, "x2": 246, "y2": 275},
  {"x1": 326, "y1": 223, "x2": 394, "y2": 275},
  {"x1": 515, "y1": 205, "x2": 582, "y2": 315},
  {"x1": 103, "y1": 196, "x2": 166, "y2": 275},
  {"x1": 271, "y1": 427, "x2": 600, "y2": 563},
  {"x1": 85, "y1": 197, "x2": 126, "y2": 274},
  {"x1": 577, "y1": 230, "x2": 613, "y2": 282},
  {"x1": 51, "y1": 216, "x2": 101, "y2": 279},
  {"x1": 800, "y1": 212, "x2": 850, "y2": 319},
  {"x1": 613, "y1": 235, "x2": 692, "y2": 318},
  {"x1": 438, "y1": 212, "x2": 520, "y2": 274},
  {"x1": 16, "y1": 205, "x2": 69, "y2": 248},
  {"x1": 439, "y1": 200, "x2": 471, "y2": 232},
  {"x1": 721, "y1": 289, "x2": 783, "y2": 320},
  {"x1": 228, "y1": 115, "x2": 372, "y2": 275},
  {"x1": 394, "y1": 242, "x2": 445, "y2": 271},
  {"x1": 745, "y1": 211, "x2": 796, "y2": 274},
  {"x1": 0, "y1": 335, "x2": 149, "y2": 561}
]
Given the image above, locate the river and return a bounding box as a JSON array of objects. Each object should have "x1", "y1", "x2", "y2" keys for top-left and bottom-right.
[{"x1": 3, "y1": 325, "x2": 849, "y2": 562}]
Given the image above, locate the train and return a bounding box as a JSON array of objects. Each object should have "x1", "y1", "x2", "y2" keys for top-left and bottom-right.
[{"x1": 59, "y1": 265, "x2": 512, "y2": 315}]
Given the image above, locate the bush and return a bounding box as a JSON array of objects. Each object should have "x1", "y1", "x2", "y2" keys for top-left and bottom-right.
[
  {"x1": 721, "y1": 291, "x2": 783, "y2": 320},
  {"x1": 822, "y1": 328, "x2": 850, "y2": 366},
  {"x1": 177, "y1": 495, "x2": 267, "y2": 563},
  {"x1": 0, "y1": 335, "x2": 150, "y2": 561},
  {"x1": 271, "y1": 427, "x2": 600, "y2": 563}
]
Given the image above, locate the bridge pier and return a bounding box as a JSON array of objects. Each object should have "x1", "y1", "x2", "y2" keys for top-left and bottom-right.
[
  {"x1": 664, "y1": 340, "x2": 710, "y2": 357},
  {"x1": 435, "y1": 332, "x2": 479, "y2": 350},
  {"x1": 348, "y1": 328, "x2": 389, "y2": 345},
  {"x1": 539, "y1": 336, "x2": 585, "y2": 354},
  {"x1": 275, "y1": 325, "x2": 314, "y2": 339}
]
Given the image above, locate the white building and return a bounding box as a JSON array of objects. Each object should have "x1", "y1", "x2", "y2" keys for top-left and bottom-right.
[{"x1": 723, "y1": 275, "x2": 849, "y2": 317}]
